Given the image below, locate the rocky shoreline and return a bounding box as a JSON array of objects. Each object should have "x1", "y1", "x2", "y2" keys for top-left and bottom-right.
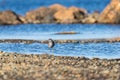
[
  {"x1": 0, "y1": 52, "x2": 119, "y2": 80},
  {"x1": 0, "y1": 37, "x2": 120, "y2": 44},
  {"x1": 0, "y1": 0, "x2": 120, "y2": 25}
]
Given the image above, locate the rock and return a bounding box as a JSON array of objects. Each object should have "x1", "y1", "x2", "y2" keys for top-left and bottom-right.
[
  {"x1": 0, "y1": 52, "x2": 119, "y2": 80},
  {"x1": 0, "y1": 51, "x2": 3, "y2": 53},
  {"x1": 0, "y1": 10, "x2": 22, "y2": 25},
  {"x1": 0, "y1": 4, "x2": 90, "y2": 24},
  {"x1": 55, "y1": 31, "x2": 79, "y2": 35},
  {"x1": 69, "y1": 6, "x2": 87, "y2": 19},
  {"x1": 49, "y1": 4, "x2": 66, "y2": 11},
  {"x1": 108, "y1": 37, "x2": 120, "y2": 42},
  {"x1": 0, "y1": 51, "x2": 4, "y2": 56},
  {"x1": 82, "y1": 16, "x2": 96, "y2": 24},
  {"x1": 25, "y1": 7, "x2": 56, "y2": 23},
  {"x1": 0, "y1": 37, "x2": 120, "y2": 44},
  {"x1": 99, "y1": 0, "x2": 120, "y2": 24},
  {"x1": 19, "y1": 16, "x2": 28, "y2": 24},
  {"x1": 82, "y1": 11, "x2": 100, "y2": 24},
  {"x1": 54, "y1": 9, "x2": 75, "y2": 24},
  {"x1": 69, "y1": 6, "x2": 87, "y2": 14},
  {"x1": 54, "y1": 6, "x2": 87, "y2": 24}
]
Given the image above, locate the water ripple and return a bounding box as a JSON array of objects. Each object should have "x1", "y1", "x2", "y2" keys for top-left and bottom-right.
[{"x1": 0, "y1": 42, "x2": 119, "y2": 59}]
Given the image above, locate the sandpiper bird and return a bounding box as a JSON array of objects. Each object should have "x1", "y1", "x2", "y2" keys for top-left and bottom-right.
[
  {"x1": 48, "y1": 38, "x2": 55, "y2": 53},
  {"x1": 48, "y1": 38, "x2": 55, "y2": 48}
]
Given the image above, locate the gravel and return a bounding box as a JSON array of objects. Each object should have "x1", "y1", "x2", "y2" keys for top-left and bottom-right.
[{"x1": 0, "y1": 52, "x2": 120, "y2": 80}]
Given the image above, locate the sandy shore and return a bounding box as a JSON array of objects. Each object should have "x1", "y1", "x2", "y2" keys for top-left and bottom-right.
[{"x1": 0, "y1": 51, "x2": 119, "y2": 80}]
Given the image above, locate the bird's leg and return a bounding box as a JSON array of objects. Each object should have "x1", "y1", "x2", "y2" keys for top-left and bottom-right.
[
  {"x1": 52, "y1": 48, "x2": 54, "y2": 56},
  {"x1": 48, "y1": 47, "x2": 51, "y2": 54},
  {"x1": 48, "y1": 48, "x2": 49, "y2": 53}
]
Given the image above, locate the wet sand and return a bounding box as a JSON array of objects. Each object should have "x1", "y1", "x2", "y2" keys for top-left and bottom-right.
[{"x1": 0, "y1": 51, "x2": 120, "y2": 80}]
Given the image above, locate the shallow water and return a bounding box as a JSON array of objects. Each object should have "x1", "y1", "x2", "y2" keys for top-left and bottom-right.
[
  {"x1": 0, "y1": 24, "x2": 120, "y2": 40},
  {"x1": 0, "y1": 42, "x2": 120, "y2": 59},
  {"x1": 0, "y1": 24, "x2": 120, "y2": 59},
  {"x1": 0, "y1": 0, "x2": 119, "y2": 59}
]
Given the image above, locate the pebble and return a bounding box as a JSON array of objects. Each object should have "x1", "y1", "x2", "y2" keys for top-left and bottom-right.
[
  {"x1": 0, "y1": 52, "x2": 119, "y2": 80},
  {"x1": 0, "y1": 38, "x2": 120, "y2": 44}
]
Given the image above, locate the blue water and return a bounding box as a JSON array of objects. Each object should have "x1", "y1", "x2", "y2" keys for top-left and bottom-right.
[
  {"x1": 0, "y1": 0, "x2": 110, "y2": 15},
  {"x1": 0, "y1": 0, "x2": 120, "y2": 59},
  {"x1": 0, "y1": 24, "x2": 119, "y2": 59},
  {"x1": 0, "y1": 24, "x2": 120, "y2": 40},
  {"x1": 0, "y1": 42, "x2": 120, "y2": 59}
]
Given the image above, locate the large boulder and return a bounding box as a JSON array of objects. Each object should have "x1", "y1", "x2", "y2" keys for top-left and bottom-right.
[
  {"x1": 49, "y1": 4, "x2": 66, "y2": 11},
  {"x1": 54, "y1": 6, "x2": 87, "y2": 24},
  {"x1": 25, "y1": 7, "x2": 56, "y2": 23},
  {"x1": 24, "y1": 4, "x2": 88, "y2": 24},
  {"x1": 0, "y1": 10, "x2": 22, "y2": 25},
  {"x1": 99, "y1": 0, "x2": 120, "y2": 24}
]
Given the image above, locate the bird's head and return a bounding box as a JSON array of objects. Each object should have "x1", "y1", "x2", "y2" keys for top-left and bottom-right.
[{"x1": 48, "y1": 38, "x2": 53, "y2": 41}]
